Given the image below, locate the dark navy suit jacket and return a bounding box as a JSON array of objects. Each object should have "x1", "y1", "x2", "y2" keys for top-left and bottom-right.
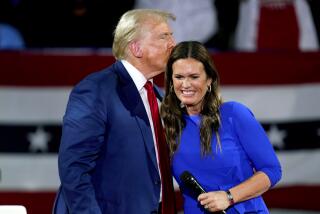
[{"x1": 53, "y1": 61, "x2": 165, "y2": 214}]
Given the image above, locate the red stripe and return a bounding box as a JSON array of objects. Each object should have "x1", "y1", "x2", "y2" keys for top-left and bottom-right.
[
  {"x1": 0, "y1": 51, "x2": 114, "y2": 87},
  {"x1": 1, "y1": 51, "x2": 320, "y2": 87},
  {"x1": 263, "y1": 185, "x2": 320, "y2": 211},
  {"x1": 1, "y1": 186, "x2": 319, "y2": 213},
  {"x1": 0, "y1": 191, "x2": 56, "y2": 214}
]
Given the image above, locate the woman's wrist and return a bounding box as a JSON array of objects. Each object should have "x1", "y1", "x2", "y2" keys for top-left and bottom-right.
[{"x1": 225, "y1": 190, "x2": 235, "y2": 206}]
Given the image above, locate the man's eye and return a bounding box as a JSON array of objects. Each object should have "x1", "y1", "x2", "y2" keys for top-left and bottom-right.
[{"x1": 160, "y1": 33, "x2": 172, "y2": 40}]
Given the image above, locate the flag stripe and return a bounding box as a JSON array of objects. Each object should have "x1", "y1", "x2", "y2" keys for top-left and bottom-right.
[
  {"x1": 1, "y1": 151, "x2": 319, "y2": 191},
  {"x1": 0, "y1": 87, "x2": 70, "y2": 124},
  {"x1": 1, "y1": 84, "x2": 319, "y2": 123},
  {"x1": 222, "y1": 84, "x2": 320, "y2": 122},
  {"x1": 0, "y1": 155, "x2": 59, "y2": 190},
  {"x1": 0, "y1": 50, "x2": 114, "y2": 86},
  {"x1": 1, "y1": 51, "x2": 320, "y2": 86}
]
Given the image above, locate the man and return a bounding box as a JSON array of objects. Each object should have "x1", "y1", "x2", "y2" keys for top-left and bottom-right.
[{"x1": 52, "y1": 9, "x2": 176, "y2": 214}]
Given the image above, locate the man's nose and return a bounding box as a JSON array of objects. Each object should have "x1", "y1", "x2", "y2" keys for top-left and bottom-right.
[{"x1": 168, "y1": 36, "x2": 176, "y2": 48}]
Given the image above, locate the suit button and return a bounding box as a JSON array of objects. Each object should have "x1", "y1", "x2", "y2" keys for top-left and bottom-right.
[{"x1": 154, "y1": 180, "x2": 160, "y2": 185}]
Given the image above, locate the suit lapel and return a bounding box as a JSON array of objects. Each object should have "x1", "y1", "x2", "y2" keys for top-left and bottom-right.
[
  {"x1": 114, "y1": 61, "x2": 159, "y2": 172},
  {"x1": 153, "y1": 84, "x2": 164, "y2": 102}
]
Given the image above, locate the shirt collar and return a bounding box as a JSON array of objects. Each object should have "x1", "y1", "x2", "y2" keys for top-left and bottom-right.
[{"x1": 121, "y1": 60, "x2": 155, "y2": 91}]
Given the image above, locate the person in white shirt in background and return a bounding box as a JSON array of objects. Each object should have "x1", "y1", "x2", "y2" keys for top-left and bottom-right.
[
  {"x1": 134, "y1": 0, "x2": 217, "y2": 45},
  {"x1": 234, "y1": 0, "x2": 319, "y2": 51}
]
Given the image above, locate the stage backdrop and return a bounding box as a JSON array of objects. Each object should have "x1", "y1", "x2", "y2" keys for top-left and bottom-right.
[{"x1": 0, "y1": 50, "x2": 320, "y2": 214}]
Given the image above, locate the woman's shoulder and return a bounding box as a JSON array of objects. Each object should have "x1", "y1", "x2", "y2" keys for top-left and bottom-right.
[
  {"x1": 220, "y1": 101, "x2": 254, "y2": 118},
  {"x1": 221, "y1": 101, "x2": 249, "y2": 111}
]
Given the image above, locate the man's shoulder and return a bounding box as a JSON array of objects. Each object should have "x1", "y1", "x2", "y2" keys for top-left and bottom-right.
[{"x1": 81, "y1": 62, "x2": 120, "y2": 85}]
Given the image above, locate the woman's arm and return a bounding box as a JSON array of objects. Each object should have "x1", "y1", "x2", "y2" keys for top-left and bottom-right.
[{"x1": 229, "y1": 171, "x2": 270, "y2": 203}]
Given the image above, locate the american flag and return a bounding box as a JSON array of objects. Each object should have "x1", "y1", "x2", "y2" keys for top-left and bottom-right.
[{"x1": 0, "y1": 50, "x2": 320, "y2": 213}]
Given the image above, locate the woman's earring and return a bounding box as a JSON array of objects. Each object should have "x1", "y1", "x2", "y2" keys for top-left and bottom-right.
[
  {"x1": 180, "y1": 102, "x2": 185, "y2": 108},
  {"x1": 207, "y1": 85, "x2": 212, "y2": 92},
  {"x1": 170, "y1": 85, "x2": 174, "y2": 93}
]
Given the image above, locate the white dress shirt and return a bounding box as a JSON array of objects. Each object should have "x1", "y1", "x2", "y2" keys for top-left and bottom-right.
[{"x1": 121, "y1": 60, "x2": 162, "y2": 201}]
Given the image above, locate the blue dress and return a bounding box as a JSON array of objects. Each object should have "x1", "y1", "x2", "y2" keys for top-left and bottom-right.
[{"x1": 172, "y1": 101, "x2": 282, "y2": 214}]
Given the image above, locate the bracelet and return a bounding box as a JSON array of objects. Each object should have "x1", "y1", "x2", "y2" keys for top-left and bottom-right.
[{"x1": 226, "y1": 190, "x2": 235, "y2": 205}]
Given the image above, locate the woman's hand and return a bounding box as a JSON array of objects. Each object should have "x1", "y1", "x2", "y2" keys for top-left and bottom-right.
[{"x1": 198, "y1": 191, "x2": 230, "y2": 213}]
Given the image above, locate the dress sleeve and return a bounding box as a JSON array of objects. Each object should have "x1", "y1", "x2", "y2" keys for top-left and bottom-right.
[{"x1": 231, "y1": 102, "x2": 282, "y2": 187}]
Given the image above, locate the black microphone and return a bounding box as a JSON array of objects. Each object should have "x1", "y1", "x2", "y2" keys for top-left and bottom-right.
[
  {"x1": 180, "y1": 171, "x2": 226, "y2": 214},
  {"x1": 180, "y1": 171, "x2": 206, "y2": 197}
]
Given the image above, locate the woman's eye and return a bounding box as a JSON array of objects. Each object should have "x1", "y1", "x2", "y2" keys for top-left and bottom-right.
[{"x1": 174, "y1": 75, "x2": 183, "y2": 80}]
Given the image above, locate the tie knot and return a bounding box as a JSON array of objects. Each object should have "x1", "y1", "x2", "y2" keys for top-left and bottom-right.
[{"x1": 144, "y1": 81, "x2": 153, "y2": 91}]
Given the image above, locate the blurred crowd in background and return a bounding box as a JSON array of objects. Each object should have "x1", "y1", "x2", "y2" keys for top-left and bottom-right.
[{"x1": 0, "y1": 0, "x2": 319, "y2": 51}]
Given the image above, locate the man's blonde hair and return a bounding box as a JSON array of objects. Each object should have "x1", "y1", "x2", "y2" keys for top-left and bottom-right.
[{"x1": 112, "y1": 9, "x2": 176, "y2": 60}]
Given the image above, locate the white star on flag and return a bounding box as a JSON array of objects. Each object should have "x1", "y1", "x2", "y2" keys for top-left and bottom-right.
[
  {"x1": 27, "y1": 126, "x2": 51, "y2": 153},
  {"x1": 267, "y1": 124, "x2": 287, "y2": 149}
]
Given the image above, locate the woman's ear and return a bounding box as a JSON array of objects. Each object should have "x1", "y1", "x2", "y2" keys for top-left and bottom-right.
[{"x1": 129, "y1": 41, "x2": 143, "y2": 58}]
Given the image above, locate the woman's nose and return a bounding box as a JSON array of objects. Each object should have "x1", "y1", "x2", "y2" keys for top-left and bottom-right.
[{"x1": 182, "y1": 79, "x2": 190, "y2": 87}]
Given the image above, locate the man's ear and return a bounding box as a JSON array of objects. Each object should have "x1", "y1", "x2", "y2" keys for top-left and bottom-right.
[{"x1": 129, "y1": 41, "x2": 143, "y2": 58}]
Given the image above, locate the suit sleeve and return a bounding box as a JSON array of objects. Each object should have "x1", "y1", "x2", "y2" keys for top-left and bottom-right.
[
  {"x1": 58, "y1": 78, "x2": 106, "y2": 213},
  {"x1": 232, "y1": 102, "x2": 282, "y2": 187}
]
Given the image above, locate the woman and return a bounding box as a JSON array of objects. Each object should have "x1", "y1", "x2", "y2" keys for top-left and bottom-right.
[{"x1": 160, "y1": 41, "x2": 282, "y2": 213}]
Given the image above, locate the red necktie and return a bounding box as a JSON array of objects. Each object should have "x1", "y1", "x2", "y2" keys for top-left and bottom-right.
[{"x1": 144, "y1": 81, "x2": 176, "y2": 214}]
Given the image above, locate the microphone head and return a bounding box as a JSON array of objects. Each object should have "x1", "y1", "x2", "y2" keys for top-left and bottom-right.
[
  {"x1": 180, "y1": 171, "x2": 192, "y2": 182},
  {"x1": 180, "y1": 170, "x2": 206, "y2": 197}
]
